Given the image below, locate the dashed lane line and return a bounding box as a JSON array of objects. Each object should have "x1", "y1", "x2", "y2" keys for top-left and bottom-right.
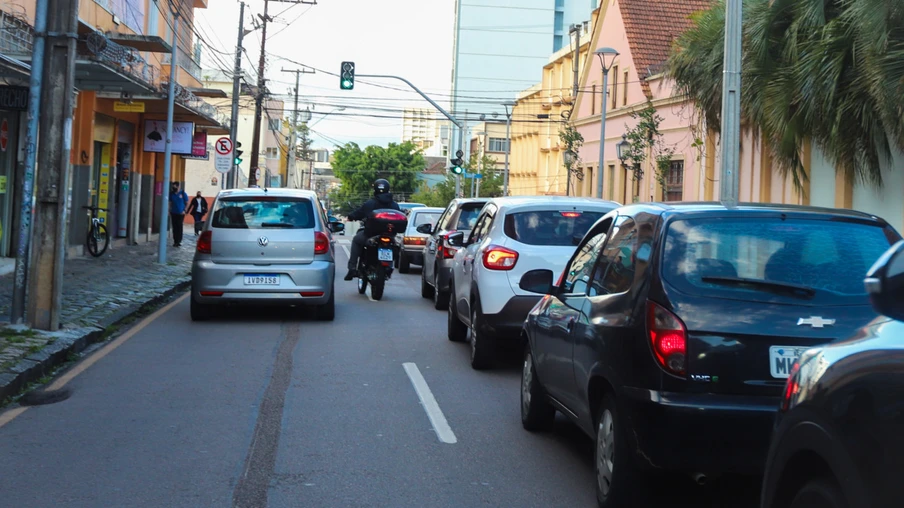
[{"x1": 402, "y1": 362, "x2": 458, "y2": 444}]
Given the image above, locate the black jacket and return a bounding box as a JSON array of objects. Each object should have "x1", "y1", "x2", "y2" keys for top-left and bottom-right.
[
  {"x1": 188, "y1": 196, "x2": 208, "y2": 215},
  {"x1": 348, "y1": 192, "x2": 400, "y2": 221}
]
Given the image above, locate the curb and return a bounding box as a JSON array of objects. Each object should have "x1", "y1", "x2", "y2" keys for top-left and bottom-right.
[{"x1": 0, "y1": 279, "x2": 191, "y2": 404}]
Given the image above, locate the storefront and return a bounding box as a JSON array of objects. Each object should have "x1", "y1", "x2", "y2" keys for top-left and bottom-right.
[{"x1": 0, "y1": 84, "x2": 27, "y2": 258}]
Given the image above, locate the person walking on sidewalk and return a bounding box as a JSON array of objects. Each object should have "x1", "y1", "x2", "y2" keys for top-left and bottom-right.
[
  {"x1": 187, "y1": 191, "x2": 209, "y2": 235},
  {"x1": 169, "y1": 182, "x2": 189, "y2": 247}
]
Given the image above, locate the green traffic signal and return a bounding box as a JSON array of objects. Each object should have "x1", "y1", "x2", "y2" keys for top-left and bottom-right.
[
  {"x1": 234, "y1": 148, "x2": 244, "y2": 166},
  {"x1": 450, "y1": 157, "x2": 463, "y2": 174},
  {"x1": 340, "y1": 61, "x2": 355, "y2": 90}
]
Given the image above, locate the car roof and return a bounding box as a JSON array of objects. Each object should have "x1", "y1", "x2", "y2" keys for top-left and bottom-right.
[
  {"x1": 408, "y1": 207, "x2": 444, "y2": 215},
  {"x1": 615, "y1": 201, "x2": 890, "y2": 224},
  {"x1": 216, "y1": 188, "x2": 320, "y2": 200},
  {"x1": 487, "y1": 196, "x2": 621, "y2": 214}
]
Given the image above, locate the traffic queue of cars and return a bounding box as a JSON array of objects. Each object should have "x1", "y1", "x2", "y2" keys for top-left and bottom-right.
[{"x1": 406, "y1": 196, "x2": 904, "y2": 508}]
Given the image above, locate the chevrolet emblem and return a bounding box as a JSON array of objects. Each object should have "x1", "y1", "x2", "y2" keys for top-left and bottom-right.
[{"x1": 797, "y1": 316, "x2": 835, "y2": 328}]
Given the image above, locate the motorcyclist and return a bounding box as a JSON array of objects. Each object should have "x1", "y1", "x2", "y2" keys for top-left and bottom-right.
[{"x1": 344, "y1": 178, "x2": 401, "y2": 280}]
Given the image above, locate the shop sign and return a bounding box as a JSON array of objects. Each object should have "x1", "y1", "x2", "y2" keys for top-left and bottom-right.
[
  {"x1": 0, "y1": 86, "x2": 28, "y2": 111},
  {"x1": 0, "y1": 120, "x2": 7, "y2": 152},
  {"x1": 191, "y1": 132, "x2": 207, "y2": 157},
  {"x1": 113, "y1": 101, "x2": 145, "y2": 113},
  {"x1": 143, "y1": 120, "x2": 194, "y2": 155}
]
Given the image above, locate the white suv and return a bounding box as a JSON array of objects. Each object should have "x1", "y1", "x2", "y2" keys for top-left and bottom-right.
[{"x1": 446, "y1": 196, "x2": 620, "y2": 369}]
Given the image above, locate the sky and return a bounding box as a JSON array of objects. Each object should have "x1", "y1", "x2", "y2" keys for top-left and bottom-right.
[{"x1": 195, "y1": 0, "x2": 456, "y2": 150}]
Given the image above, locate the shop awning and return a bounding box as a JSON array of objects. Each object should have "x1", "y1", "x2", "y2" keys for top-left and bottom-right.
[
  {"x1": 0, "y1": 54, "x2": 30, "y2": 81},
  {"x1": 140, "y1": 99, "x2": 229, "y2": 135}
]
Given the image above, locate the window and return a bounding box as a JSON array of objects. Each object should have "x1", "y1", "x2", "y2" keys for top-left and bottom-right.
[
  {"x1": 315, "y1": 150, "x2": 330, "y2": 163},
  {"x1": 623, "y1": 70, "x2": 629, "y2": 106},
  {"x1": 666, "y1": 160, "x2": 684, "y2": 201},
  {"x1": 562, "y1": 229, "x2": 609, "y2": 295},
  {"x1": 452, "y1": 203, "x2": 483, "y2": 230},
  {"x1": 413, "y1": 212, "x2": 441, "y2": 227},
  {"x1": 592, "y1": 218, "x2": 638, "y2": 295},
  {"x1": 661, "y1": 218, "x2": 899, "y2": 305},
  {"x1": 611, "y1": 66, "x2": 619, "y2": 109},
  {"x1": 265, "y1": 147, "x2": 279, "y2": 159},
  {"x1": 607, "y1": 164, "x2": 615, "y2": 200},
  {"x1": 488, "y1": 138, "x2": 509, "y2": 153},
  {"x1": 591, "y1": 84, "x2": 597, "y2": 115},
  {"x1": 268, "y1": 118, "x2": 281, "y2": 131},
  {"x1": 504, "y1": 210, "x2": 608, "y2": 246},
  {"x1": 211, "y1": 197, "x2": 315, "y2": 229},
  {"x1": 467, "y1": 206, "x2": 496, "y2": 244}
]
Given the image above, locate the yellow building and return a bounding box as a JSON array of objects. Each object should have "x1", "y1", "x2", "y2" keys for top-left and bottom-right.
[{"x1": 508, "y1": 15, "x2": 596, "y2": 197}]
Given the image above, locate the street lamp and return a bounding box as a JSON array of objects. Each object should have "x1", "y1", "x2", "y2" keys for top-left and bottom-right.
[
  {"x1": 595, "y1": 47, "x2": 619, "y2": 199},
  {"x1": 616, "y1": 133, "x2": 629, "y2": 163},
  {"x1": 502, "y1": 100, "x2": 516, "y2": 196},
  {"x1": 299, "y1": 107, "x2": 313, "y2": 123}
]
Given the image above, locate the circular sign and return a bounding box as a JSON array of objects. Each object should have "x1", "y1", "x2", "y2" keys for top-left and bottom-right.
[
  {"x1": 254, "y1": 167, "x2": 262, "y2": 181},
  {"x1": 0, "y1": 120, "x2": 8, "y2": 152},
  {"x1": 215, "y1": 137, "x2": 233, "y2": 155}
]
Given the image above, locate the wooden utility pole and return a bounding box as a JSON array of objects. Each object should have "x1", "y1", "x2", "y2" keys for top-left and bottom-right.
[{"x1": 27, "y1": 0, "x2": 79, "y2": 330}]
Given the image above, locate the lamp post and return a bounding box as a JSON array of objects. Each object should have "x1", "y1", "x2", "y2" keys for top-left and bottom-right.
[
  {"x1": 594, "y1": 47, "x2": 619, "y2": 199},
  {"x1": 502, "y1": 101, "x2": 516, "y2": 196},
  {"x1": 473, "y1": 130, "x2": 486, "y2": 197},
  {"x1": 616, "y1": 133, "x2": 631, "y2": 203},
  {"x1": 563, "y1": 149, "x2": 577, "y2": 196}
]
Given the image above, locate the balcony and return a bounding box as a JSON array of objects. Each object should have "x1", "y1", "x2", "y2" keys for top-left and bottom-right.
[
  {"x1": 0, "y1": 9, "x2": 33, "y2": 59},
  {"x1": 162, "y1": 46, "x2": 203, "y2": 82}
]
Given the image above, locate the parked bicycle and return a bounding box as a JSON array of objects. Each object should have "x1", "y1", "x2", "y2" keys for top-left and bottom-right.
[{"x1": 83, "y1": 206, "x2": 109, "y2": 257}]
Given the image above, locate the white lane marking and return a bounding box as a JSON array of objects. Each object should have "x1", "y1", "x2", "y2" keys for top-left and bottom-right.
[
  {"x1": 341, "y1": 245, "x2": 350, "y2": 258},
  {"x1": 402, "y1": 362, "x2": 457, "y2": 444}
]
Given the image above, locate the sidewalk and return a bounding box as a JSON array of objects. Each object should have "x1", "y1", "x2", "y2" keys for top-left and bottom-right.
[{"x1": 0, "y1": 234, "x2": 197, "y2": 403}]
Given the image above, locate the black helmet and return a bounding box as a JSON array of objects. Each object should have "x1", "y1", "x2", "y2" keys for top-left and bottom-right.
[{"x1": 373, "y1": 179, "x2": 390, "y2": 195}]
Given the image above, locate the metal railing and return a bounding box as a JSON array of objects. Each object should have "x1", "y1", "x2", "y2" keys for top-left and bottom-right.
[
  {"x1": 0, "y1": 9, "x2": 34, "y2": 57},
  {"x1": 83, "y1": 31, "x2": 158, "y2": 88},
  {"x1": 162, "y1": 46, "x2": 202, "y2": 81},
  {"x1": 161, "y1": 79, "x2": 220, "y2": 122}
]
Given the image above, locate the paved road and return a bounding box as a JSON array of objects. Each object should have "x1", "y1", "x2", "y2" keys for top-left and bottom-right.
[{"x1": 0, "y1": 242, "x2": 761, "y2": 507}]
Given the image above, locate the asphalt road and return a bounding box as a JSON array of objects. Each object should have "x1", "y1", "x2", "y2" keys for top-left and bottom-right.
[{"x1": 0, "y1": 240, "x2": 761, "y2": 507}]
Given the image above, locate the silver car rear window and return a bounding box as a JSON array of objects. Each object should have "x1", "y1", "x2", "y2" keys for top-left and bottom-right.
[{"x1": 211, "y1": 197, "x2": 315, "y2": 229}]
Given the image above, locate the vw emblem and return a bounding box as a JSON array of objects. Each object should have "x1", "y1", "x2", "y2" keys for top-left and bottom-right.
[{"x1": 258, "y1": 236, "x2": 269, "y2": 247}]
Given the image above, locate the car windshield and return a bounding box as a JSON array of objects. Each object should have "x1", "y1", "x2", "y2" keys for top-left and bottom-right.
[
  {"x1": 662, "y1": 217, "x2": 899, "y2": 304},
  {"x1": 211, "y1": 197, "x2": 315, "y2": 229},
  {"x1": 455, "y1": 204, "x2": 484, "y2": 230},
  {"x1": 504, "y1": 210, "x2": 606, "y2": 246},
  {"x1": 413, "y1": 212, "x2": 441, "y2": 228}
]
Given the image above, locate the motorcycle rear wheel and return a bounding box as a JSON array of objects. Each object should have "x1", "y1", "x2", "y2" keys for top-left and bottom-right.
[{"x1": 371, "y1": 265, "x2": 386, "y2": 300}]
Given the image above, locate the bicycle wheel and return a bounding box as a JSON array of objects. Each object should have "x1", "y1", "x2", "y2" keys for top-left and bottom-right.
[{"x1": 87, "y1": 223, "x2": 109, "y2": 257}]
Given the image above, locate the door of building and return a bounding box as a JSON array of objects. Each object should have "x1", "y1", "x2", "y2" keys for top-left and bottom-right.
[{"x1": 0, "y1": 111, "x2": 19, "y2": 257}]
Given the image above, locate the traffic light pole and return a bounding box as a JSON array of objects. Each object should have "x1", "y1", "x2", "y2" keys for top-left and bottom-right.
[{"x1": 227, "y1": 1, "x2": 245, "y2": 189}]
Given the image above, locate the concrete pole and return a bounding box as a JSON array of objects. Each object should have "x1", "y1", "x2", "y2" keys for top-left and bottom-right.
[
  {"x1": 719, "y1": 0, "x2": 742, "y2": 208},
  {"x1": 227, "y1": 1, "x2": 245, "y2": 189},
  {"x1": 10, "y1": 0, "x2": 48, "y2": 324},
  {"x1": 26, "y1": 0, "x2": 78, "y2": 330},
  {"x1": 503, "y1": 106, "x2": 512, "y2": 196},
  {"x1": 157, "y1": 13, "x2": 179, "y2": 264},
  {"x1": 596, "y1": 69, "x2": 609, "y2": 199}
]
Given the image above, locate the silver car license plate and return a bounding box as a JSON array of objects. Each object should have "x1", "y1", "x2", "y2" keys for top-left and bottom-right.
[{"x1": 244, "y1": 274, "x2": 279, "y2": 285}]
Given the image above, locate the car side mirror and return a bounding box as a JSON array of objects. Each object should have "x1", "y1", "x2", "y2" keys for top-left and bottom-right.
[
  {"x1": 447, "y1": 231, "x2": 465, "y2": 248},
  {"x1": 865, "y1": 240, "x2": 904, "y2": 321},
  {"x1": 520, "y1": 269, "x2": 555, "y2": 294},
  {"x1": 416, "y1": 223, "x2": 433, "y2": 235},
  {"x1": 329, "y1": 222, "x2": 345, "y2": 233}
]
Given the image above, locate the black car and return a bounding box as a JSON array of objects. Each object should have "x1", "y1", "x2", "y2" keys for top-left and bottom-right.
[
  {"x1": 760, "y1": 240, "x2": 904, "y2": 508},
  {"x1": 517, "y1": 202, "x2": 901, "y2": 508}
]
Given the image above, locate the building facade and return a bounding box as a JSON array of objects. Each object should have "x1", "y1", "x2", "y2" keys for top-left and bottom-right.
[{"x1": 1, "y1": 0, "x2": 226, "y2": 258}]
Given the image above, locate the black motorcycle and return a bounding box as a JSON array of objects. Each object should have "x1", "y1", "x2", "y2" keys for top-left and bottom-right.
[{"x1": 356, "y1": 209, "x2": 408, "y2": 300}]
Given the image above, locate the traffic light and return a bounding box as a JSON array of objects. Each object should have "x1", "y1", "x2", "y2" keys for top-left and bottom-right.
[
  {"x1": 340, "y1": 61, "x2": 355, "y2": 90},
  {"x1": 234, "y1": 142, "x2": 243, "y2": 166},
  {"x1": 450, "y1": 157, "x2": 463, "y2": 175}
]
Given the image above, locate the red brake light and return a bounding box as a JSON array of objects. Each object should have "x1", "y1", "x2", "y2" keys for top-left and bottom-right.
[
  {"x1": 197, "y1": 231, "x2": 212, "y2": 254},
  {"x1": 440, "y1": 231, "x2": 459, "y2": 259},
  {"x1": 482, "y1": 245, "x2": 518, "y2": 270},
  {"x1": 560, "y1": 211, "x2": 581, "y2": 218},
  {"x1": 314, "y1": 231, "x2": 329, "y2": 255},
  {"x1": 647, "y1": 301, "x2": 687, "y2": 376},
  {"x1": 780, "y1": 362, "x2": 801, "y2": 412},
  {"x1": 374, "y1": 211, "x2": 406, "y2": 221}
]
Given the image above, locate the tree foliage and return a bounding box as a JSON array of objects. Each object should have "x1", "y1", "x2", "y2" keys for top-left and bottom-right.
[
  {"x1": 667, "y1": 0, "x2": 904, "y2": 189},
  {"x1": 621, "y1": 102, "x2": 676, "y2": 197},
  {"x1": 328, "y1": 141, "x2": 425, "y2": 215},
  {"x1": 409, "y1": 154, "x2": 503, "y2": 209}
]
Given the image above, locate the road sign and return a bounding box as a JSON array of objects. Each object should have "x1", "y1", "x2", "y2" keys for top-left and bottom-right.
[
  {"x1": 254, "y1": 167, "x2": 262, "y2": 181},
  {"x1": 213, "y1": 136, "x2": 234, "y2": 173},
  {"x1": 215, "y1": 137, "x2": 233, "y2": 155},
  {"x1": 463, "y1": 173, "x2": 483, "y2": 179}
]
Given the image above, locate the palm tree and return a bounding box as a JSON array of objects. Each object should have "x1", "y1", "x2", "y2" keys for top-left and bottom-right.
[{"x1": 667, "y1": 0, "x2": 904, "y2": 189}]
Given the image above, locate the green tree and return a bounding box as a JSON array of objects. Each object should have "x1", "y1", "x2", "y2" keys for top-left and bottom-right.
[
  {"x1": 329, "y1": 141, "x2": 425, "y2": 214},
  {"x1": 619, "y1": 102, "x2": 676, "y2": 198},
  {"x1": 667, "y1": 0, "x2": 904, "y2": 189}
]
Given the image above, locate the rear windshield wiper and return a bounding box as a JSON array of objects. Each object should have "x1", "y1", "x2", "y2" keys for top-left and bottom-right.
[
  {"x1": 261, "y1": 222, "x2": 297, "y2": 228},
  {"x1": 701, "y1": 276, "x2": 817, "y2": 298}
]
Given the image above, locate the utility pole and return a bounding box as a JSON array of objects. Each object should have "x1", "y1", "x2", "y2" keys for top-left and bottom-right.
[
  {"x1": 503, "y1": 101, "x2": 515, "y2": 196},
  {"x1": 719, "y1": 0, "x2": 742, "y2": 208},
  {"x1": 570, "y1": 24, "x2": 581, "y2": 98},
  {"x1": 248, "y1": 0, "x2": 317, "y2": 188},
  {"x1": 157, "y1": 10, "x2": 180, "y2": 264},
  {"x1": 26, "y1": 0, "x2": 78, "y2": 330},
  {"x1": 227, "y1": 1, "x2": 246, "y2": 190},
  {"x1": 10, "y1": 0, "x2": 48, "y2": 324},
  {"x1": 281, "y1": 67, "x2": 313, "y2": 189}
]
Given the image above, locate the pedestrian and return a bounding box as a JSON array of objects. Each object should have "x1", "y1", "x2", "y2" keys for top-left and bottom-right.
[
  {"x1": 169, "y1": 182, "x2": 189, "y2": 247},
  {"x1": 187, "y1": 191, "x2": 209, "y2": 236}
]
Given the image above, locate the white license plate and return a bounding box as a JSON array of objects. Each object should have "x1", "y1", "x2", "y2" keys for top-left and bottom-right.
[
  {"x1": 378, "y1": 248, "x2": 393, "y2": 262},
  {"x1": 244, "y1": 274, "x2": 279, "y2": 285},
  {"x1": 769, "y1": 345, "x2": 810, "y2": 378}
]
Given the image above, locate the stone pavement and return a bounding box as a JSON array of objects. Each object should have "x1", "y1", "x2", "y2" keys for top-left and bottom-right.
[{"x1": 0, "y1": 234, "x2": 197, "y2": 402}]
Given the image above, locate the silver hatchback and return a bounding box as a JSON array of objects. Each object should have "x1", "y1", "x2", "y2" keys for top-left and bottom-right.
[{"x1": 190, "y1": 188, "x2": 342, "y2": 321}]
